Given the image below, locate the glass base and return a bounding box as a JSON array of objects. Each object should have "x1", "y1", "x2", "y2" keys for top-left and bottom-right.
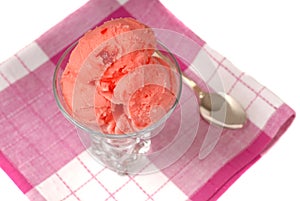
[{"x1": 77, "y1": 128, "x2": 152, "y2": 174}]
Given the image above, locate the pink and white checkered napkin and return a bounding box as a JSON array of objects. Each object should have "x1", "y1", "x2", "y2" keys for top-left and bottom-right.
[{"x1": 0, "y1": 0, "x2": 295, "y2": 200}]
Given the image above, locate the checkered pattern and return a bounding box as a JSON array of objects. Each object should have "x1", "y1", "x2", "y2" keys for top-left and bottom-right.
[{"x1": 0, "y1": 0, "x2": 295, "y2": 201}]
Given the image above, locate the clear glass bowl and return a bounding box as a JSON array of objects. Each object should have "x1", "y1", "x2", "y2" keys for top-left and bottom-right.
[{"x1": 53, "y1": 41, "x2": 182, "y2": 174}]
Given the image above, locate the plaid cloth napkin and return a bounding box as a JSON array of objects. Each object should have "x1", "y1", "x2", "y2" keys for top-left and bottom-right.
[{"x1": 0, "y1": 0, "x2": 295, "y2": 200}]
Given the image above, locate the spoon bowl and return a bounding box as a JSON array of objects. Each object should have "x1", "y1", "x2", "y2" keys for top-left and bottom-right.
[{"x1": 182, "y1": 74, "x2": 247, "y2": 129}]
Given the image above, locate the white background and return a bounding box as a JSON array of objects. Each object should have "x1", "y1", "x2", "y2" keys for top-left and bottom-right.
[{"x1": 0, "y1": 0, "x2": 299, "y2": 200}]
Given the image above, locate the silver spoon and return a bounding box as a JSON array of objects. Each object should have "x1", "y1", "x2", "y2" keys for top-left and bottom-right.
[
  {"x1": 155, "y1": 48, "x2": 246, "y2": 128},
  {"x1": 182, "y1": 74, "x2": 247, "y2": 129},
  {"x1": 156, "y1": 49, "x2": 246, "y2": 159}
]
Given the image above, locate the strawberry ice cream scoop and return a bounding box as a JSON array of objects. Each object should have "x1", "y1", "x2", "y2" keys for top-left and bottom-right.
[
  {"x1": 128, "y1": 84, "x2": 176, "y2": 129},
  {"x1": 95, "y1": 55, "x2": 178, "y2": 134},
  {"x1": 61, "y1": 17, "x2": 180, "y2": 134},
  {"x1": 61, "y1": 17, "x2": 156, "y2": 111}
]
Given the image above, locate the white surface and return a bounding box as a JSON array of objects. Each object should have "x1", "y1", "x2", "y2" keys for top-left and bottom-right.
[{"x1": 0, "y1": 0, "x2": 299, "y2": 200}]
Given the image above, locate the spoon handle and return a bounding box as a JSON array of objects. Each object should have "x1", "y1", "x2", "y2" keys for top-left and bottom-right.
[
  {"x1": 181, "y1": 74, "x2": 197, "y2": 89},
  {"x1": 181, "y1": 74, "x2": 204, "y2": 98}
]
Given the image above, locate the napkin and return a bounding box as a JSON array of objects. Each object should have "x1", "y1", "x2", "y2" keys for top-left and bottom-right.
[{"x1": 0, "y1": 0, "x2": 295, "y2": 201}]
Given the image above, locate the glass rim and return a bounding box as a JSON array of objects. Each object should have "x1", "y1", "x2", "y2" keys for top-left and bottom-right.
[{"x1": 52, "y1": 40, "x2": 183, "y2": 139}]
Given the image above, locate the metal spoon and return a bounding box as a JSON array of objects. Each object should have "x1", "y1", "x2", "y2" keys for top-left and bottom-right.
[
  {"x1": 154, "y1": 48, "x2": 246, "y2": 128},
  {"x1": 182, "y1": 74, "x2": 247, "y2": 129}
]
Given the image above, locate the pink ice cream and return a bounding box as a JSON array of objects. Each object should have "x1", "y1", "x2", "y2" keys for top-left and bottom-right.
[{"x1": 61, "y1": 17, "x2": 178, "y2": 134}]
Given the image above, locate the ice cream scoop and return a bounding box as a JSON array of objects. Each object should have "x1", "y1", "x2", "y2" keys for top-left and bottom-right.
[{"x1": 60, "y1": 17, "x2": 180, "y2": 134}]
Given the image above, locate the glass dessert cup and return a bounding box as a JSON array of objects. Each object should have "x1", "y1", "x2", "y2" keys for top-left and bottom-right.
[{"x1": 53, "y1": 41, "x2": 182, "y2": 174}]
